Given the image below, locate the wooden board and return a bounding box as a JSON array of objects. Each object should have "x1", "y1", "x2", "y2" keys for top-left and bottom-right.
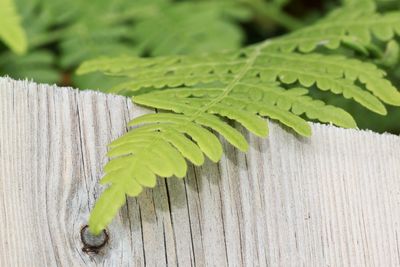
[{"x1": 1, "y1": 77, "x2": 400, "y2": 266}]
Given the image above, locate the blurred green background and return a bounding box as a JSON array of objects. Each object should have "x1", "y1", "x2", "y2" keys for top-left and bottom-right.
[{"x1": 1, "y1": 0, "x2": 399, "y2": 133}]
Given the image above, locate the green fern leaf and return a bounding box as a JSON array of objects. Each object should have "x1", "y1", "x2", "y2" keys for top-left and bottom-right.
[
  {"x1": 0, "y1": 0, "x2": 27, "y2": 54},
  {"x1": 79, "y1": 3, "x2": 400, "y2": 235},
  {"x1": 88, "y1": 184, "x2": 128, "y2": 235},
  {"x1": 265, "y1": 4, "x2": 400, "y2": 53},
  {"x1": 79, "y1": 49, "x2": 395, "y2": 114}
]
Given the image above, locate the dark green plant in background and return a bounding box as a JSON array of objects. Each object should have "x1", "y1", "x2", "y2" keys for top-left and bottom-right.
[{"x1": 1, "y1": 0, "x2": 400, "y2": 234}]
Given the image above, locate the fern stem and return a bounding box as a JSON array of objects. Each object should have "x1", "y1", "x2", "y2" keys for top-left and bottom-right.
[
  {"x1": 188, "y1": 42, "x2": 269, "y2": 120},
  {"x1": 241, "y1": 0, "x2": 304, "y2": 31}
]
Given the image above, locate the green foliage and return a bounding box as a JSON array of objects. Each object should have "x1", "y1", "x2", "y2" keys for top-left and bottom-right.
[
  {"x1": 0, "y1": 0, "x2": 27, "y2": 54},
  {"x1": 78, "y1": 3, "x2": 400, "y2": 234},
  {"x1": 1, "y1": 0, "x2": 253, "y2": 88},
  {"x1": 57, "y1": 0, "x2": 250, "y2": 68},
  {"x1": 0, "y1": 50, "x2": 59, "y2": 83}
]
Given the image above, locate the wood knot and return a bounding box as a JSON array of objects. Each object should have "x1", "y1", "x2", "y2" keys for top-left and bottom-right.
[{"x1": 80, "y1": 225, "x2": 109, "y2": 254}]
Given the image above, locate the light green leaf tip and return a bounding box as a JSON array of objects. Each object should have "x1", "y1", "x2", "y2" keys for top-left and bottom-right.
[
  {"x1": 0, "y1": 0, "x2": 27, "y2": 55},
  {"x1": 88, "y1": 185, "x2": 126, "y2": 236}
]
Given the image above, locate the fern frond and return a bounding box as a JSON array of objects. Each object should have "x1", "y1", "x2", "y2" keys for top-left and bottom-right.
[
  {"x1": 79, "y1": 49, "x2": 395, "y2": 114},
  {"x1": 0, "y1": 0, "x2": 27, "y2": 54},
  {"x1": 266, "y1": 4, "x2": 400, "y2": 53},
  {"x1": 79, "y1": 4, "x2": 400, "y2": 234}
]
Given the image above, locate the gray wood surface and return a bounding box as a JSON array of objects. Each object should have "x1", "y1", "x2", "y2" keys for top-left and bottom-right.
[{"x1": 1, "y1": 77, "x2": 400, "y2": 266}]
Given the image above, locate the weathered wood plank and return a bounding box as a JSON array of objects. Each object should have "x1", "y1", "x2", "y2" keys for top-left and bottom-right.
[{"x1": 1, "y1": 77, "x2": 400, "y2": 266}]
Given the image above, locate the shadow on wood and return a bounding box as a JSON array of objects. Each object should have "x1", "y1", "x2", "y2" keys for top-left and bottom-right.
[{"x1": 1, "y1": 77, "x2": 400, "y2": 266}]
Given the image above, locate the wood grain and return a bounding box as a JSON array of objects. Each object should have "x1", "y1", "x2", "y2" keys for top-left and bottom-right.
[{"x1": 1, "y1": 77, "x2": 400, "y2": 266}]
